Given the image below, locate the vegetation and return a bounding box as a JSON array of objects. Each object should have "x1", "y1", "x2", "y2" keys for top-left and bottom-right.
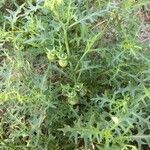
[{"x1": 0, "y1": 0, "x2": 150, "y2": 149}]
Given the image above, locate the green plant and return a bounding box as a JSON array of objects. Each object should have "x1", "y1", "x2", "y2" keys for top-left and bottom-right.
[{"x1": 0, "y1": 0, "x2": 150, "y2": 150}]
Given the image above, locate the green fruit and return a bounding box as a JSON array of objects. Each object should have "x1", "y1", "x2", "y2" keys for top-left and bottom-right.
[
  {"x1": 47, "y1": 52, "x2": 56, "y2": 61},
  {"x1": 57, "y1": 53, "x2": 67, "y2": 60},
  {"x1": 46, "y1": 48, "x2": 56, "y2": 61},
  {"x1": 68, "y1": 96, "x2": 79, "y2": 105},
  {"x1": 58, "y1": 59, "x2": 68, "y2": 67},
  {"x1": 67, "y1": 90, "x2": 79, "y2": 105}
]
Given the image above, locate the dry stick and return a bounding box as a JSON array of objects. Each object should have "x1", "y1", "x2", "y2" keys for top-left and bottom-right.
[{"x1": 91, "y1": 20, "x2": 106, "y2": 30}]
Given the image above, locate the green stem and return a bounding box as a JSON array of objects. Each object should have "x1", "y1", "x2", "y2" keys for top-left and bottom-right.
[
  {"x1": 63, "y1": 25, "x2": 77, "y2": 82},
  {"x1": 63, "y1": 26, "x2": 70, "y2": 56}
]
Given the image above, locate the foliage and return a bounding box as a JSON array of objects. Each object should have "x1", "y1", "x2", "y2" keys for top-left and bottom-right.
[{"x1": 0, "y1": 0, "x2": 150, "y2": 149}]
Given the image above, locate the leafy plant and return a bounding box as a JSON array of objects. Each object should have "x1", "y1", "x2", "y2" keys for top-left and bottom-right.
[{"x1": 0, "y1": 0, "x2": 150, "y2": 150}]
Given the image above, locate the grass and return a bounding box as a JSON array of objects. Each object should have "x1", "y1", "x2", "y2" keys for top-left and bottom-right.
[{"x1": 0, "y1": 0, "x2": 150, "y2": 149}]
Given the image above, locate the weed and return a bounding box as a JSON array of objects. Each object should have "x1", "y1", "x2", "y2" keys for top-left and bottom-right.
[{"x1": 0, "y1": 0, "x2": 150, "y2": 150}]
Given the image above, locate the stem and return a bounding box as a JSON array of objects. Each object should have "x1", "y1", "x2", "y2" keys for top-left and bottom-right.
[
  {"x1": 63, "y1": 25, "x2": 76, "y2": 82},
  {"x1": 63, "y1": 26, "x2": 70, "y2": 56}
]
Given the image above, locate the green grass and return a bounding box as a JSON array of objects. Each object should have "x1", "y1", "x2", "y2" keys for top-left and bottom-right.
[{"x1": 0, "y1": 0, "x2": 150, "y2": 149}]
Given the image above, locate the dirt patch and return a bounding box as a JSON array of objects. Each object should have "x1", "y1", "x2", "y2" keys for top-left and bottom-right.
[
  {"x1": 139, "y1": 24, "x2": 150, "y2": 43},
  {"x1": 138, "y1": 8, "x2": 150, "y2": 43}
]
